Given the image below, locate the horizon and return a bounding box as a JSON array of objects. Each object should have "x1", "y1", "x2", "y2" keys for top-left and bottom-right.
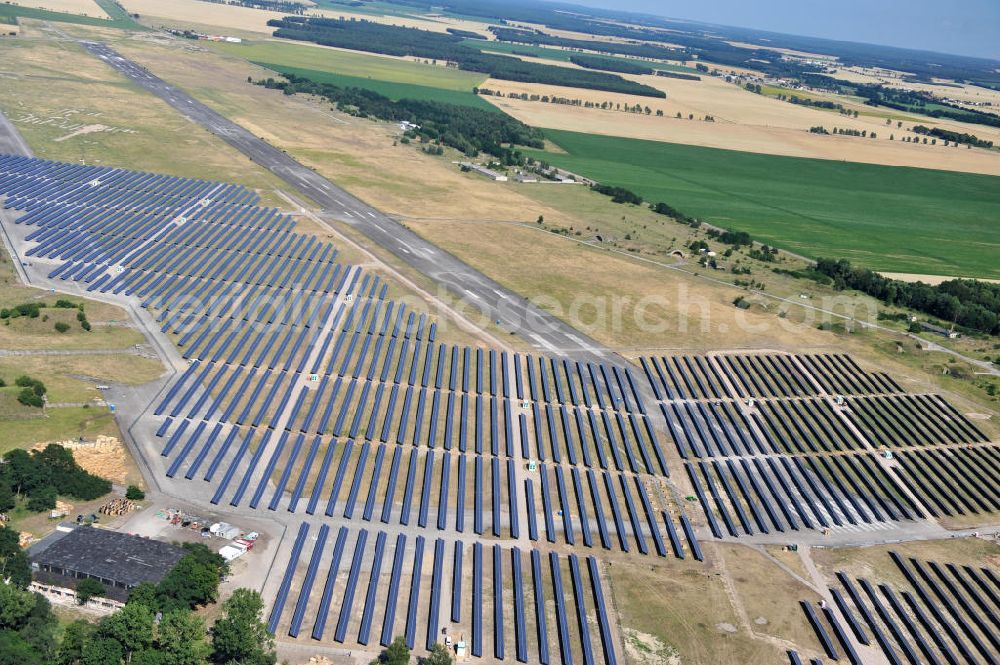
[{"x1": 568, "y1": 0, "x2": 1000, "y2": 61}]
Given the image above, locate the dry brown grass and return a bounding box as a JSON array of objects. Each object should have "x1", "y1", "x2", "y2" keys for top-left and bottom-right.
[
  {"x1": 811, "y1": 537, "x2": 1000, "y2": 591},
  {"x1": 609, "y1": 542, "x2": 818, "y2": 664},
  {"x1": 721, "y1": 545, "x2": 824, "y2": 649}
]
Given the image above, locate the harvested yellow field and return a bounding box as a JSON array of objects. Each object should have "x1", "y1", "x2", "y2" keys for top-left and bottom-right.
[
  {"x1": 119, "y1": 0, "x2": 493, "y2": 35},
  {"x1": 881, "y1": 273, "x2": 1000, "y2": 285},
  {"x1": 480, "y1": 76, "x2": 1000, "y2": 176},
  {"x1": 6, "y1": 0, "x2": 107, "y2": 17},
  {"x1": 119, "y1": 0, "x2": 287, "y2": 33}
]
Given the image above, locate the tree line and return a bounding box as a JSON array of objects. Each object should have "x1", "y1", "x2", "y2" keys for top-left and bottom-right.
[
  {"x1": 568, "y1": 54, "x2": 653, "y2": 75},
  {"x1": 475, "y1": 88, "x2": 664, "y2": 115},
  {"x1": 815, "y1": 259, "x2": 1000, "y2": 334},
  {"x1": 912, "y1": 125, "x2": 993, "y2": 149},
  {"x1": 655, "y1": 70, "x2": 700, "y2": 81},
  {"x1": 267, "y1": 18, "x2": 666, "y2": 97},
  {"x1": 255, "y1": 73, "x2": 543, "y2": 157}
]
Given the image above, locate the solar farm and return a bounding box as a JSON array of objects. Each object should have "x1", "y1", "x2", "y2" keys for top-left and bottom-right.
[{"x1": 1, "y1": 153, "x2": 998, "y2": 664}]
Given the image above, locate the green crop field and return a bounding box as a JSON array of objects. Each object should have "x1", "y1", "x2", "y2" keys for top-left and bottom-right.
[
  {"x1": 210, "y1": 40, "x2": 487, "y2": 92},
  {"x1": 254, "y1": 63, "x2": 496, "y2": 110},
  {"x1": 528, "y1": 129, "x2": 1000, "y2": 278}
]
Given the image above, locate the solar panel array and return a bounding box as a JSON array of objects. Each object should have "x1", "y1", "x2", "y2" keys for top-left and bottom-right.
[
  {"x1": 804, "y1": 552, "x2": 1000, "y2": 665},
  {"x1": 5, "y1": 156, "x2": 997, "y2": 663},
  {"x1": 640, "y1": 352, "x2": 996, "y2": 538},
  {"x1": 0, "y1": 155, "x2": 704, "y2": 664},
  {"x1": 267, "y1": 523, "x2": 622, "y2": 664}
]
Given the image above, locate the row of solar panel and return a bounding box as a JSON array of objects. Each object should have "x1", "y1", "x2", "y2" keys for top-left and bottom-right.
[
  {"x1": 327, "y1": 310, "x2": 646, "y2": 412},
  {"x1": 155, "y1": 419, "x2": 692, "y2": 556},
  {"x1": 811, "y1": 552, "x2": 1000, "y2": 665},
  {"x1": 267, "y1": 524, "x2": 622, "y2": 664},
  {"x1": 662, "y1": 392, "x2": 984, "y2": 460},
  {"x1": 891, "y1": 446, "x2": 1000, "y2": 518},
  {"x1": 0, "y1": 170, "x2": 257, "y2": 216},
  {"x1": 0, "y1": 154, "x2": 259, "y2": 207},
  {"x1": 659, "y1": 397, "x2": 862, "y2": 458},
  {"x1": 153, "y1": 363, "x2": 666, "y2": 474},
  {"x1": 842, "y1": 394, "x2": 988, "y2": 447},
  {"x1": 642, "y1": 353, "x2": 902, "y2": 402},
  {"x1": 43, "y1": 221, "x2": 350, "y2": 298},
  {"x1": 684, "y1": 453, "x2": 922, "y2": 538},
  {"x1": 19, "y1": 196, "x2": 300, "y2": 257}
]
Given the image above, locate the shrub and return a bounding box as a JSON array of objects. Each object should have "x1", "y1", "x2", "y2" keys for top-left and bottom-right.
[
  {"x1": 16, "y1": 375, "x2": 46, "y2": 396},
  {"x1": 15, "y1": 303, "x2": 40, "y2": 318},
  {"x1": 76, "y1": 578, "x2": 106, "y2": 604},
  {"x1": 17, "y1": 388, "x2": 44, "y2": 408},
  {"x1": 54, "y1": 322, "x2": 70, "y2": 333},
  {"x1": 54, "y1": 299, "x2": 76, "y2": 308},
  {"x1": 125, "y1": 485, "x2": 145, "y2": 501}
]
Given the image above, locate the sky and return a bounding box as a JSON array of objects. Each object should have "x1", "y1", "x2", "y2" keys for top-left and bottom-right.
[{"x1": 570, "y1": 0, "x2": 1000, "y2": 60}]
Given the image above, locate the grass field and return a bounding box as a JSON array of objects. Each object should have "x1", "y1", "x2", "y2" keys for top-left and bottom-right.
[
  {"x1": 210, "y1": 40, "x2": 488, "y2": 91},
  {"x1": 254, "y1": 62, "x2": 496, "y2": 109},
  {"x1": 527, "y1": 129, "x2": 1000, "y2": 278}
]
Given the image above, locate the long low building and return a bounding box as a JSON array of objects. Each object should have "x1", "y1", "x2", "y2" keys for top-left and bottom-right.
[{"x1": 30, "y1": 525, "x2": 185, "y2": 597}]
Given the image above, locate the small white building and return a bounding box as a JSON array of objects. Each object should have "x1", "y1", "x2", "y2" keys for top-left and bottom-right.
[{"x1": 218, "y1": 545, "x2": 245, "y2": 562}]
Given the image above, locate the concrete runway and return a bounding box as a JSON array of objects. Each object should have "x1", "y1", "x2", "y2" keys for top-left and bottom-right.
[{"x1": 79, "y1": 41, "x2": 619, "y2": 364}]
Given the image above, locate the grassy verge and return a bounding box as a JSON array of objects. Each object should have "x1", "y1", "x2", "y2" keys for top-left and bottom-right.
[{"x1": 527, "y1": 129, "x2": 1000, "y2": 278}]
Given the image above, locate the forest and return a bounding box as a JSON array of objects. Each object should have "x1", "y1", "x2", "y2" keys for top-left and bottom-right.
[
  {"x1": 255, "y1": 73, "x2": 544, "y2": 156},
  {"x1": 815, "y1": 259, "x2": 1000, "y2": 335},
  {"x1": 569, "y1": 55, "x2": 654, "y2": 75},
  {"x1": 267, "y1": 18, "x2": 666, "y2": 97}
]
